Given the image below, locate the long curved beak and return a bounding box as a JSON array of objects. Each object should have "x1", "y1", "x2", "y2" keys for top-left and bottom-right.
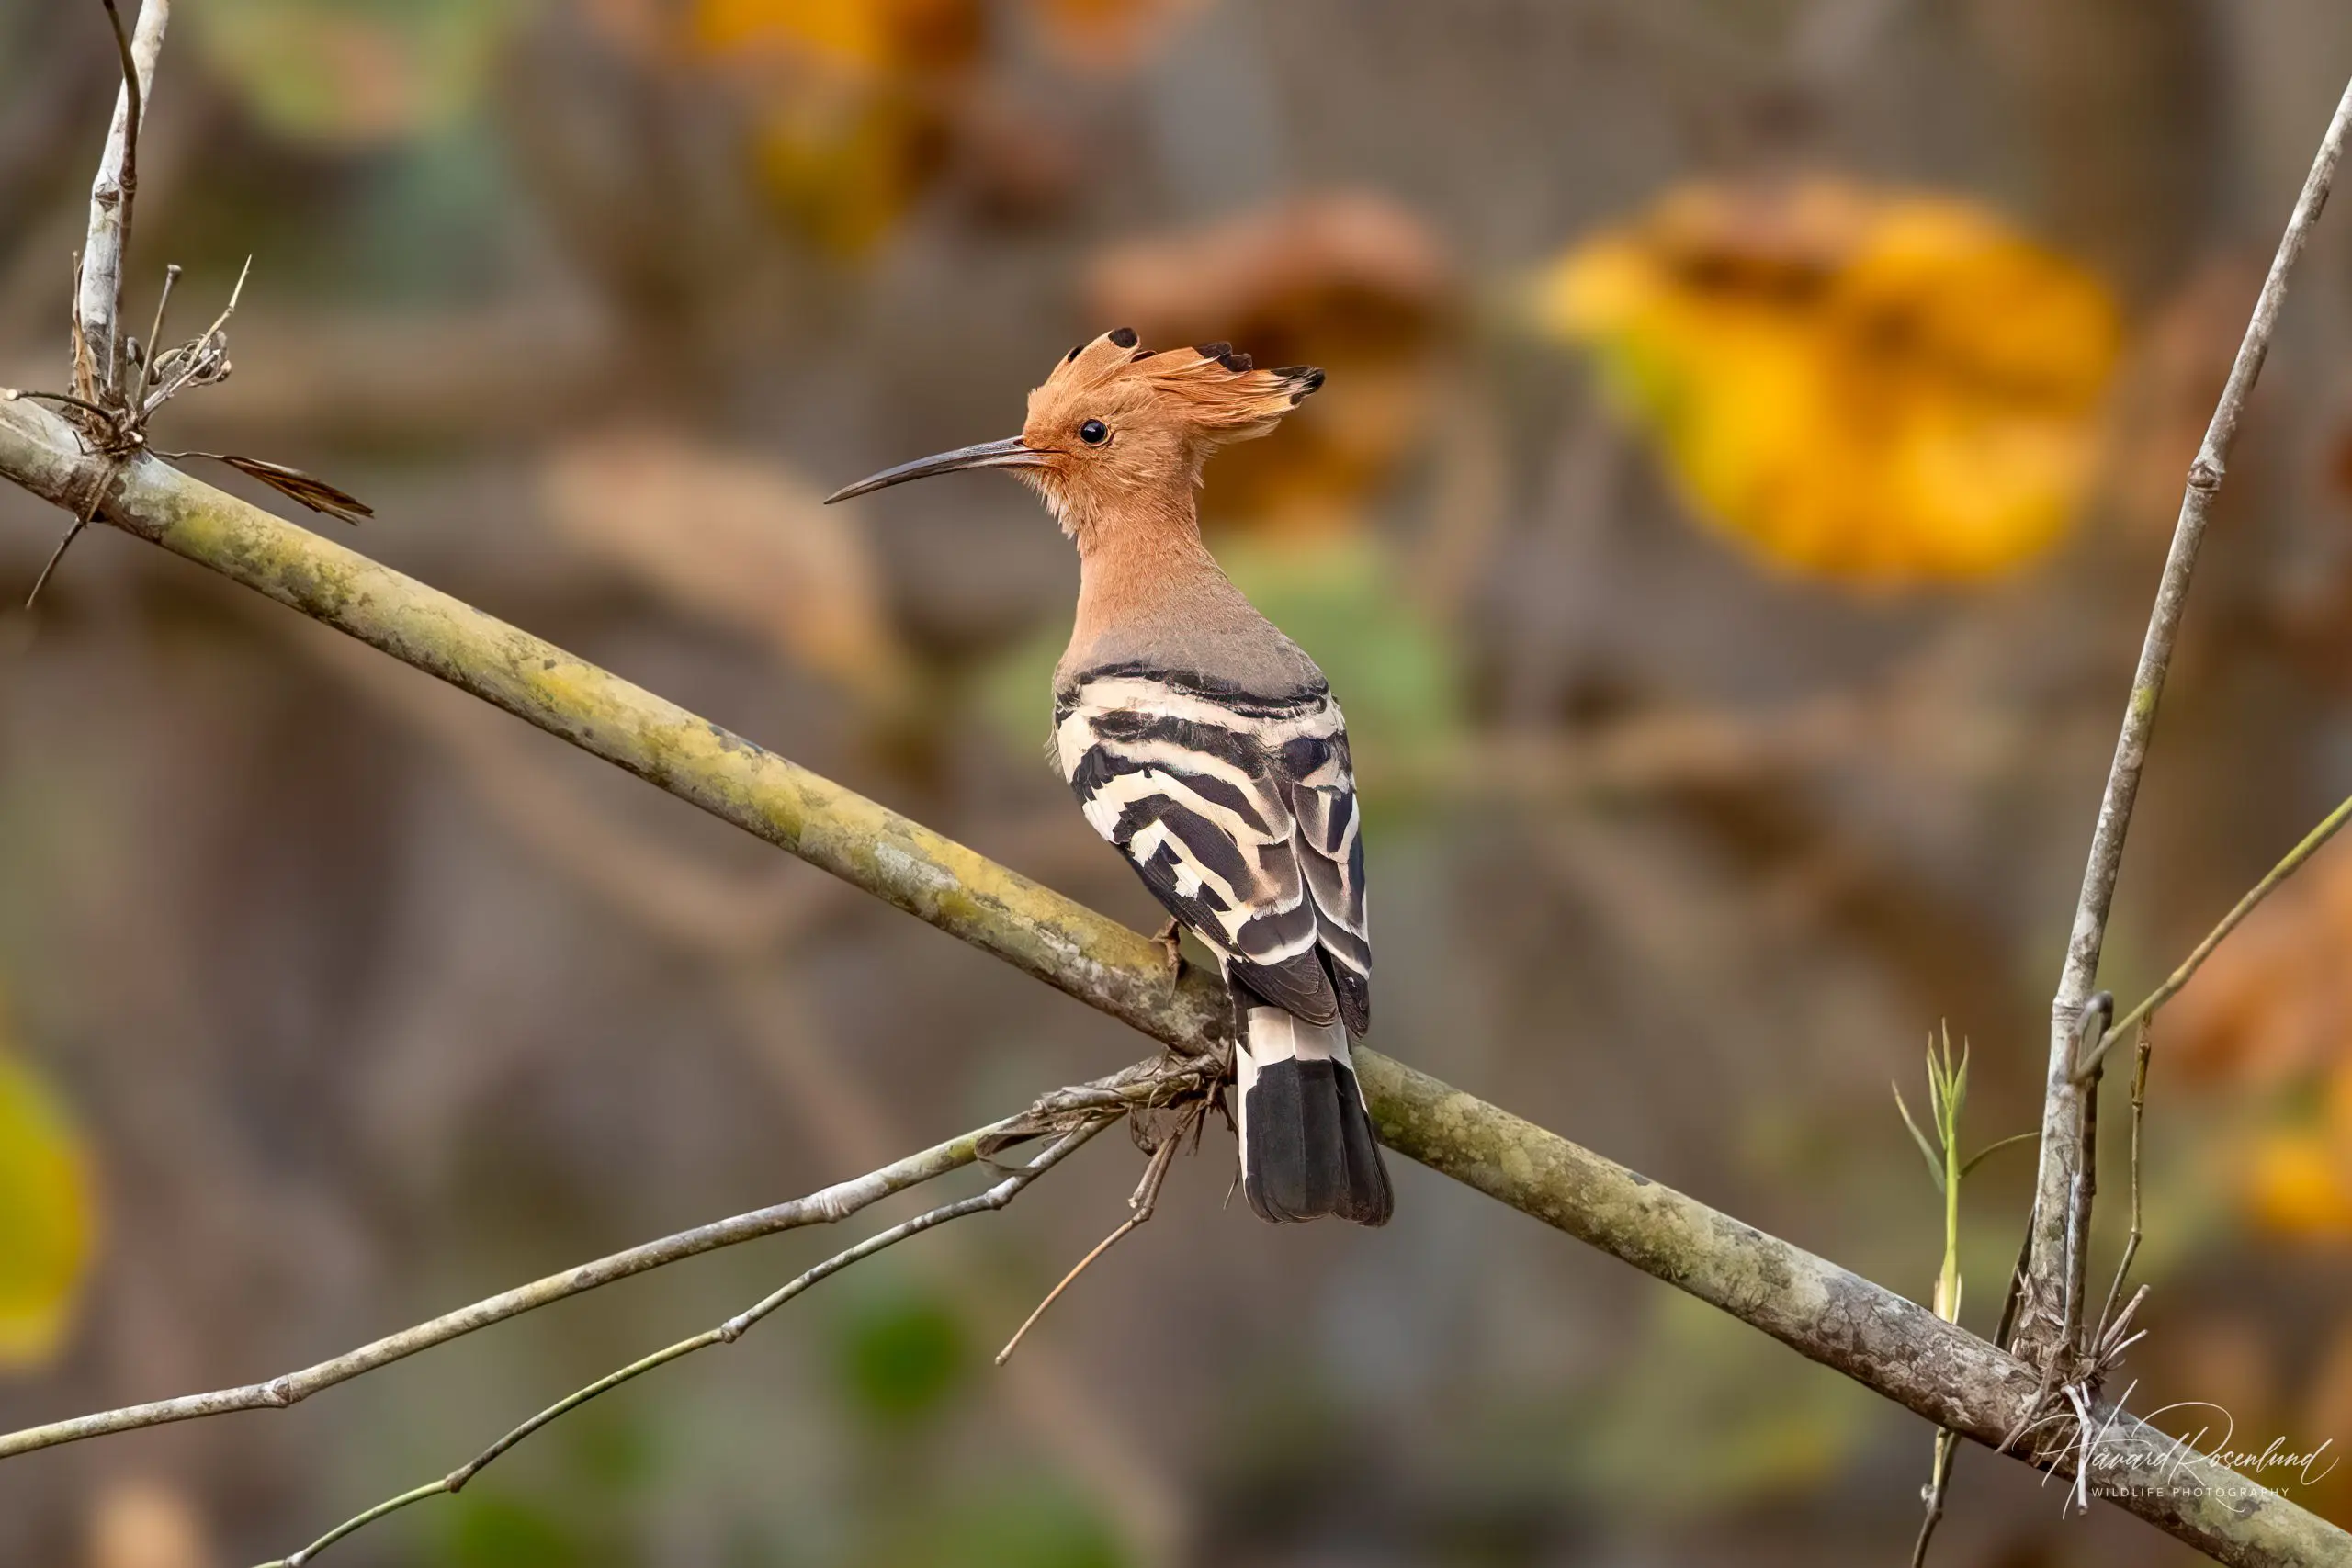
[{"x1": 823, "y1": 437, "x2": 1049, "y2": 503}]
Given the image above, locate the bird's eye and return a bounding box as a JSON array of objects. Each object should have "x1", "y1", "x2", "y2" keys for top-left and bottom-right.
[{"x1": 1079, "y1": 419, "x2": 1109, "y2": 446}]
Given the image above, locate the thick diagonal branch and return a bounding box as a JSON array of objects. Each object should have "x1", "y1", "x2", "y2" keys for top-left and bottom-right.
[
  {"x1": 0, "y1": 400, "x2": 2343, "y2": 1564},
  {"x1": 2013, "y1": 74, "x2": 2352, "y2": 1370}
]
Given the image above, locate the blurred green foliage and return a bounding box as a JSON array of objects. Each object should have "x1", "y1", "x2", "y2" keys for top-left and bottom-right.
[
  {"x1": 862, "y1": 1475, "x2": 1125, "y2": 1568},
  {"x1": 829, "y1": 1278, "x2": 970, "y2": 1427},
  {"x1": 445, "y1": 1493, "x2": 593, "y2": 1568},
  {"x1": 188, "y1": 0, "x2": 529, "y2": 146},
  {"x1": 1222, "y1": 537, "x2": 1464, "y2": 788},
  {"x1": 1566, "y1": 1290, "x2": 1876, "y2": 1512},
  {"x1": 978, "y1": 534, "x2": 1463, "y2": 807}
]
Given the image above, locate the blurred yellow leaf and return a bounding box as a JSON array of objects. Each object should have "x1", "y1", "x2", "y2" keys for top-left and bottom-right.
[
  {"x1": 1088, "y1": 194, "x2": 1457, "y2": 536},
  {"x1": 691, "y1": 0, "x2": 983, "y2": 76},
  {"x1": 2245, "y1": 1128, "x2": 2352, "y2": 1238},
  {"x1": 0, "y1": 1037, "x2": 96, "y2": 1369},
  {"x1": 189, "y1": 0, "x2": 527, "y2": 146},
  {"x1": 1535, "y1": 178, "x2": 2120, "y2": 585},
  {"x1": 695, "y1": 0, "x2": 1182, "y2": 77},
  {"x1": 751, "y1": 85, "x2": 952, "y2": 256},
  {"x1": 688, "y1": 0, "x2": 981, "y2": 253},
  {"x1": 539, "y1": 429, "x2": 913, "y2": 705}
]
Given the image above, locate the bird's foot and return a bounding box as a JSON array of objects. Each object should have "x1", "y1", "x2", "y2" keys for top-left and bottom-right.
[{"x1": 1150, "y1": 918, "x2": 1184, "y2": 983}]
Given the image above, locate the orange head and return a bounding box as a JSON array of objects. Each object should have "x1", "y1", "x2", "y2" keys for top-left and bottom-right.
[{"x1": 825, "y1": 328, "x2": 1322, "y2": 542}]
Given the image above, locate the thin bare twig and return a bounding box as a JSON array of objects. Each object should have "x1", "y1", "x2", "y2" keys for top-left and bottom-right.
[
  {"x1": 138, "y1": 253, "x2": 246, "y2": 417},
  {"x1": 0, "y1": 1056, "x2": 1204, "y2": 1461},
  {"x1": 2013, "y1": 73, "x2": 2352, "y2": 1370},
  {"x1": 997, "y1": 1112, "x2": 1192, "y2": 1367},
  {"x1": 252, "y1": 1121, "x2": 1114, "y2": 1568},
  {"x1": 1910, "y1": 1427, "x2": 1957, "y2": 1568},
  {"x1": 23, "y1": 457, "x2": 116, "y2": 607},
  {"x1": 2081, "y1": 796, "x2": 2352, "y2": 1077},
  {"x1": 132, "y1": 260, "x2": 178, "y2": 405},
  {"x1": 2093, "y1": 1023, "x2": 2155, "y2": 1348},
  {"x1": 3, "y1": 386, "x2": 116, "y2": 422}
]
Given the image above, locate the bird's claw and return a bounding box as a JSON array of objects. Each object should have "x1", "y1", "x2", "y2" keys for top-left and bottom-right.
[{"x1": 1151, "y1": 918, "x2": 1183, "y2": 984}]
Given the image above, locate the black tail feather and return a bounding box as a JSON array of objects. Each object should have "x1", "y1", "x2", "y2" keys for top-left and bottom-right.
[{"x1": 1242, "y1": 1057, "x2": 1393, "y2": 1225}]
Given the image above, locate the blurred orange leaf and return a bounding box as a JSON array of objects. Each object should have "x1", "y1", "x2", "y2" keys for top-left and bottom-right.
[
  {"x1": 87, "y1": 1478, "x2": 210, "y2": 1568},
  {"x1": 2103, "y1": 259, "x2": 2256, "y2": 537},
  {"x1": 1088, "y1": 194, "x2": 1457, "y2": 536},
  {"x1": 1023, "y1": 0, "x2": 1204, "y2": 72},
  {"x1": 2170, "y1": 858, "x2": 2352, "y2": 1239},
  {"x1": 2299, "y1": 1322, "x2": 2352, "y2": 1506},
  {"x1": 2171, "y1": 847, "x2": 2352, "y2": 1091},
  {"x1": 0, "y1": 1034, "x2": 96, "y2": 1370},
  {"x1": 539, "y1": 429, "x2": 913, "y2": 705},
  {"x1": 1536, "y1": 178, "x2": 2120, "y2": 586},
  {"x1": 2239, "y1": 1059, "x2": 2352, "y2": 1240}
]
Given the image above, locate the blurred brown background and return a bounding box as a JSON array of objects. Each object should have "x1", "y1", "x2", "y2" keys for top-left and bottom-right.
[{"x1": 6, "y1": 1, "x2": 2352, "y2": 1563}]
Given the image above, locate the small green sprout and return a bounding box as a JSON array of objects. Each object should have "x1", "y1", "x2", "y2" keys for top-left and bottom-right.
[{"x1": 1893, "y1": 1022, "x2": 2038, "y2": 1324}]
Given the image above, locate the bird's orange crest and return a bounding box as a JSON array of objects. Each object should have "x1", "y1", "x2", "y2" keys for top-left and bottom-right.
[
  {"x1": 823, "y1": 328, "x2": 1322, "y2": 547},
  {"x1": 1016, "y1": 328, "x2": 1323, "y2": 537},
  {"x1": 1029, "y1": 327, "x2": 1323, "y2": 444}
]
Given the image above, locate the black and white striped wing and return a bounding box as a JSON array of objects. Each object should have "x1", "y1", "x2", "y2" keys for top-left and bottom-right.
[{"x1": 1055, "y1": 670, "x2": 1371, "y2": 1033}]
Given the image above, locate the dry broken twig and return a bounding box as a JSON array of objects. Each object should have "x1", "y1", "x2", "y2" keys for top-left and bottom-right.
[
  {"x1": 996, "y1": 1098, "x2": 1207, "y2": 1367},
  {"x1": 72, "y1": 0, "x2": 164, "y2": 404},
  {"x1": 13, "y1": 3, "x2": 366, "y2": 604}
]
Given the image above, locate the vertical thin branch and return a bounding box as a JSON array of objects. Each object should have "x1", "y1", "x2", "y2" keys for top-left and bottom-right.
[
  {"x1": 2011, "y1": 73, "x2": 2352, "y2": 1367},
  {"x1": 2093, "y1": 1022, "x2": 2154, "y2": 1347},
  {"x1": 73, "y1": 0, "x2": 168, "y2": 403},
  {"x1": 133, "y1": 260, "x2": 180, "y2": 407},
  {"x1": 1909, "y1": 1427, "x2": 1956, "y2": 1568}
]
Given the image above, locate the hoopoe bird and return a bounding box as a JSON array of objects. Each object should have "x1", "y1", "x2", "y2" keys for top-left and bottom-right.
[{"x1": 828, "y1": 328, "x2": 1392, "y2": 1224}]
